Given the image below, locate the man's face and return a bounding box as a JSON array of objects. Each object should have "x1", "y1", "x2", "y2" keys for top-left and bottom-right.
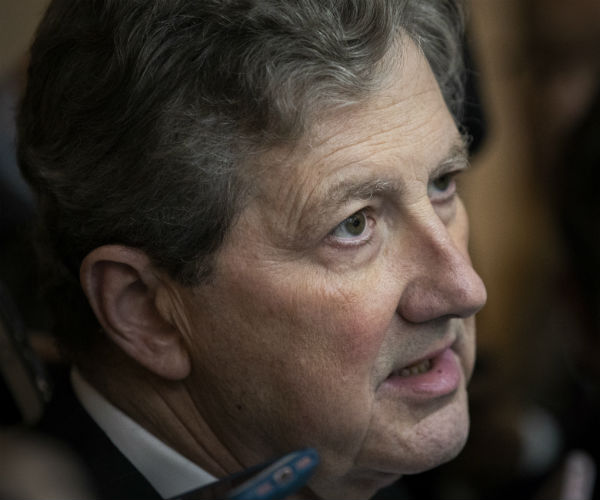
[{"x1": 177, "y1": 42, "x2": 486, "y2": 498}]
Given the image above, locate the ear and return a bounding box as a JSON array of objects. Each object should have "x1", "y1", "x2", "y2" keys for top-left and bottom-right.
[{"x1": 80, "y1": 245, "x2": 190, "y2": 380}]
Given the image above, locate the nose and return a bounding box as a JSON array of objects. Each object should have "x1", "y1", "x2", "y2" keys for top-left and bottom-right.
[{"x1": 396, "y1": 215, "x2": 487, "y2": 324}]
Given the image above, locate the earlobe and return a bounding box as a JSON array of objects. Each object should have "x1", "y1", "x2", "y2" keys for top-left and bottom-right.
[{"x1": 80, "y1": 245, "x2": 191, "y2": 380}]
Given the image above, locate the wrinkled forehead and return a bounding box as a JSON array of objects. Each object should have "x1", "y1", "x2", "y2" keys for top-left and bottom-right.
[
  {"x1": 232, "y1": 41, "x2": 465, "y2": 255},
  {"x1": 301, "y1": 36, "x2": 427, "y2": 150},
  {"x1": 253, "y1": 39, "x2": 453, "y2": 196}
]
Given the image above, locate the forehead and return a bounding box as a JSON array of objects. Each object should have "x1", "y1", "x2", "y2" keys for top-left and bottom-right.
[
  {"x1": 249, "y1": 40, "x2": 462, "y2": 232},
  {"x1": 261, "y1": 41, "x2": 457, "y2": 181}
]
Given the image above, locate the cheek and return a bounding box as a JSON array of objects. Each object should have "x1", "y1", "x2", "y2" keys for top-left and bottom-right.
[
  {"x1": 451, "y1": 200, "x2": 471, "y2": 255},
  {"x1": 203, "y1": 262, "x2": 402, "y2": 413},
  {"x1": 206, "y1": 269, "x2": 397, "y2": 450},
  {"x1": 459, "y1": 316, "x2": 477, "y2": 382},
  {"x1": 325, "y1": 283, "x2": 398, "y2": 371},
  {"x1": 192, "y1": 260, "x2": 400, "y2": 401},
  {"x1": 273, "y1": 268, "x2": 399, "y2": 372},
  {"x1": 241, "y1": 260, "x2": 390, "y2": 332}
]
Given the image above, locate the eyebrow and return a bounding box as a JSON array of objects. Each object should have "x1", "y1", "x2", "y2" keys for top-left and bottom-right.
[
  {"x1": 429, "y1": 138, "x2": 470, "y2": 179},
  {"x1": 322, "y1": 177, "x2": 402, "y2": 208},
  {"x1": 315, "y1": 136, "x2": 470, "y2": 216}
]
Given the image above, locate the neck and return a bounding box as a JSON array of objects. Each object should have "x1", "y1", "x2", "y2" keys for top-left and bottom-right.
[
  {"x1": 76, "y1": 347, "x2": 381, "y2": 500},
  {"x1": 77, "y1": 347, "x2": 242, "y2": 479}
]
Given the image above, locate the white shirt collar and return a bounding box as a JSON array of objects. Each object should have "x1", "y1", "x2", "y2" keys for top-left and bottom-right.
[{"x1": 71, "y1": 368, "x2": 216, "y2": 498}]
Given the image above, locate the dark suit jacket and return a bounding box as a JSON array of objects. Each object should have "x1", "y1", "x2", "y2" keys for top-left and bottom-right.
[{"x1": 37, "y1": 368, "x2": 162, "y2": 499}]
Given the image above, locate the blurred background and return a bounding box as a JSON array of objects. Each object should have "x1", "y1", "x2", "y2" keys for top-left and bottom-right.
[{"x1": 1, "y1": 0, "x2": 599, "y2": 498}]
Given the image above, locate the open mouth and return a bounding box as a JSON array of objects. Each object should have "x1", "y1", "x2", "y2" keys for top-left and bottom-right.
[
  {"x1": 391, "y1": 358, "x2": 432, "y2": 377},
  {"x1": 383, "y1": 347, "x2": 461, "y2": 398}
]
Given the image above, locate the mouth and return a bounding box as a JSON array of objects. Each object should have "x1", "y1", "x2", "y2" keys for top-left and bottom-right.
[
  {"x1": 382, "y1": 344, "x2": 462, "y2": 399},
  {"x1": 390, "y1": 357, "x2": 433, "y2": 378}
]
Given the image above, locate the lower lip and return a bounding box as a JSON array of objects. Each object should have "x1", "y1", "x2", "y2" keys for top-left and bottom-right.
[{"x1": 382, "y1": 348, "x2": 461, "y2": 399}]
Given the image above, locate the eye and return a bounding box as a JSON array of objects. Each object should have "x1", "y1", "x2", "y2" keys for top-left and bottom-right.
[
  {"x1": 328, "y1": 210, "x2": 373, "y2": 247},
  {"x1": 428, "y1": 172, "x2": 458, "y2": 202},
  {"x1": 433, "y1": 174, "x2": 452, "y2": 191},
  {"x1": 333, "y1": 211, "x2": 367, "y2": 238}
]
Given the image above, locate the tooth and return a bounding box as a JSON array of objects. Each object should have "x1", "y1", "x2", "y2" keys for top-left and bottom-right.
[{"x1": 395, "y1": 358, "x2": 433, "y2": 378}]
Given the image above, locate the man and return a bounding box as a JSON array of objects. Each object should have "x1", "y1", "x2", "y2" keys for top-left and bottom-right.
[{"x1": 18, "y1": 0, "x2": 486, "y2": 498}]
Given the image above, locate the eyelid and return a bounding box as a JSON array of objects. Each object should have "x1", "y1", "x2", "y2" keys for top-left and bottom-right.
[{"x1": 428, "y1": 169, "x2": 462, "y2": 203}]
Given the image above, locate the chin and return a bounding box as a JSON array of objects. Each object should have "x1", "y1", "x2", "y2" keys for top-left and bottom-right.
[
  {"x1": 401, "y1": 390, "x2": 471, "y2": 474},
  {"x1": 314, "y1": 415, "x2": 470, "y2": 500},
  {"x1": 409, "y1": 418, "x2": 469, "y2": 474},
  {"x1": 368, "y1": 386, "x2": 472, "y2": 477}
]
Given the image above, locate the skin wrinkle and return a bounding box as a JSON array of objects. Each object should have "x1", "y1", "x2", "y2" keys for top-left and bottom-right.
[
  {"x1": 84, "y1": 345, "x2": 241, "y2": 478},
  {"x1": 124, "y1": 277, "x2": 241, "y2": 475},
  {"x1": 265, "y1": 135, "x2": 468, "y2": 255},
  {"x1": 159, "y1": 383, "x2": 243, "y2": 477},
  {"x1": 153, "y1": 281, "x2": 251, "y2": 475},
  {"x1": 259, "y1": 91, "x2": 462, "y2": 252},
  {"x1": 255, "y1": 78, "x2": 450, "y2": 240},
  {"x1": 317, "y1": 141, "x2": 468, "y2": 235},
  {"x1": 79, "y1": 38, "x2": 485, "y2": 500},
  {"x1": 306, "y1": 90, "x2": 433, "y2": 165},
  {"x1": 16, "y1": 1, "x2": 487, "y2": 496}
]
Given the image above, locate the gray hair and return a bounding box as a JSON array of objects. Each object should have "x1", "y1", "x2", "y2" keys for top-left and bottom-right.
[{"x1": 18, "y1": 0, "x2": 466, "y2": 356}]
